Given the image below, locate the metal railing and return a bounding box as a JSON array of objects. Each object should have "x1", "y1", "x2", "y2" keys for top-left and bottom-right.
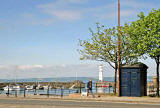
[{"x1": 0, "y1": 82, "x2": 114, "y2": 98}]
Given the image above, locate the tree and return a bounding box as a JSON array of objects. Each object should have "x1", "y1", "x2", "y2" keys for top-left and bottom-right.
[
  {"x1": 124, "y1": 9, "x2": 160, "y2": 97},
  {"x1": 78, "y1": 23, "x2": 138, "y2": 94}
]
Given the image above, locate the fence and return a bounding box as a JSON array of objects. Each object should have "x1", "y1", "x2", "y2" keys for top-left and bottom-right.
[{"x1": 0, "y1": 82, "x2": 114, "y2": 98}]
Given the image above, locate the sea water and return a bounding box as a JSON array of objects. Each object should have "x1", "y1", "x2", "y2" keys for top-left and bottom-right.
[
  {"x1": 0, "y1": 76, "x2": 154, "y2": 83},
  {"x1": 0, "y1": 77, "x2": 115, "y2": 83}
]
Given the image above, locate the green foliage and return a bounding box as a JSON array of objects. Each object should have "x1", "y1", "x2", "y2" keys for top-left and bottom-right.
[
  {"x1": 78, "y1": 23, "x2": 138, "y2": 69},
  {"x1": 125, "y1": 9, "x2": 160, "y2": 59}
]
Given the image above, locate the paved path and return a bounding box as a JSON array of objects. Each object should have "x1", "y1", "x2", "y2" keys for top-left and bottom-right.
[{"x1": 0, "y1": 98, "x2": 160, "y2": 108}]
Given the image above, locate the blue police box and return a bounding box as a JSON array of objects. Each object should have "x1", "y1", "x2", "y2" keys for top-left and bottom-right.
[{"x1": 120, "y1": 63, "x2": 148, "y2": 97}]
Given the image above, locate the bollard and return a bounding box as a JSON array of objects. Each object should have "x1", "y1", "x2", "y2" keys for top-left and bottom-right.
[
  {"x1": 96, "y1": 83, "x2": 97, "y2": 93},
  {"x1": 55, "y1": 88, "x2": 56, "y2": 96},
  {"x1": 34, "y1": 89, "x2": 36, "y2": 95},
  {"x1": 61, "y1": 87, "x2": 63, "y2": 98},
  {"x1": 15, "y1": 90, "x2": 17, "y2": 97},
  {"x1": 7, "y1": 83, "x2": 10, "y2": 97},
  {"x1": 113, "y1": 86, "x2": 114, "y2": 93},
  {"x1": 47, "y1": 86, "x2": 49, "y2": 98},
  {"x1": 24, "y1": 87, "x2": 26, "y2": 98},
  {"x1": 80, "y1": 83, "x2": 82, "y2": 93},
  {"x1": 69, "y1": 89, "x2": 70, "y2": 94},
  {"x1": 33, "y1": 85, "x2": 37, "y2": 95},
  {"x1": 109, "y1": 83, "x2": 110, "y2": 93}
]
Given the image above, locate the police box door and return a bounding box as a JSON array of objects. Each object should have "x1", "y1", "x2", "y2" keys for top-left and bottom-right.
[
  {"x1": 130, "y1": 69, "x2": 140, "y2": 96},
  {"x1": 121, "y1": 69, "x2": 131, "y2": 96}
]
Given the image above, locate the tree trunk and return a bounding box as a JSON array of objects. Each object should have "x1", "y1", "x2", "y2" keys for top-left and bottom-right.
[
  {"x1": 114, "y1": 52, "x2": 118, "y2": 95},
  {"x1": 156, "y1": 56, "x2": 159, "y2": 97},
  {"x1": 114, "y1": 64, "x2": 117, "y2": 95}
]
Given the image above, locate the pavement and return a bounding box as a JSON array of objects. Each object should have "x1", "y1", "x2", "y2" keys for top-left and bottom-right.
[
  {"x1": 0, "y1": 98, "x2": 160, "y2": 108},
  {"x1": 0, "y1": 93, "x2": 160, "y2": 108},
  {"x1": 0, "y1": 97, "x2": 160, "y2": 108},
  {"x1": 85, "y1": 96, "x2": 160, "y2": 104},
  {"x1": 0, "y1": 94, "x2": 160, "y2": 105}
]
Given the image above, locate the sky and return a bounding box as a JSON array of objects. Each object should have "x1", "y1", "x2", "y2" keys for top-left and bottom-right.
[{"x1": 0, "y1": 0, "x2": 159, "y2": 79}]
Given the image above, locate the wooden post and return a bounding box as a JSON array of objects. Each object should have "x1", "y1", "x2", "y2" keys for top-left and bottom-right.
[{"x1": 117, "y1": 0, "x2": 121, "y2": 97}]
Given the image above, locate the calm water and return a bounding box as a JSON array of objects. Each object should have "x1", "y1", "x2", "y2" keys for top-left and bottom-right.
[
  {"x1": 0, "y1": 77, "x2": 114, "y2": 83},
  {"x1": 0, "y1": 76, "x2": 154, "y2": 83}
]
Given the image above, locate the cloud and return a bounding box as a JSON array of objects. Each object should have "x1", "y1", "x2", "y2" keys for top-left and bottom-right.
[
  {"x1": 120, "y1": 0, "x2": 155, "y2": 9},
  {"x1": 120, "y1": 10, "x2": 138, "y2": 17},
  {"x1": 0, "y1": 65, "x2": 15, "y2": 70},
  {"x1": 49, "y1": 0, "x2": 89, "y2": 4},
  {"x1": 22, "y1": 0, "x2": 157, "y2": 25},
  {"x1": 22, "y1": 13, "x2": 55, "y2": 26},
  {"x1": 93, "y1": 9, "x2": 137, "y2": 20},
  {"x1": 67, "y1": 0, "x2": 89, "y2": 4},
  {"x1": 0, "y1": 63, "x2": 156, "y2": 79},
  {"x1": 18, "y1": 65, "x2": 44, "y2": 70},
  {"x1": 93, "y1": 0, "x2": 157, "y2": 19},
  {"x1": 0, "y1": 65, "x2": 44, "y2": 70},
  {"x1": 37, "y1": 1, "x2": 83, "y2": 21},
  {"x1": 0, "y1": 64, "x2": 114, "y2": 79},
  {"x1": 44, "y1": 10, "x2": 82, "y2": 21},
  {"x1": 22, "y1": 0, "x2": 89, "y2": 25}
]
